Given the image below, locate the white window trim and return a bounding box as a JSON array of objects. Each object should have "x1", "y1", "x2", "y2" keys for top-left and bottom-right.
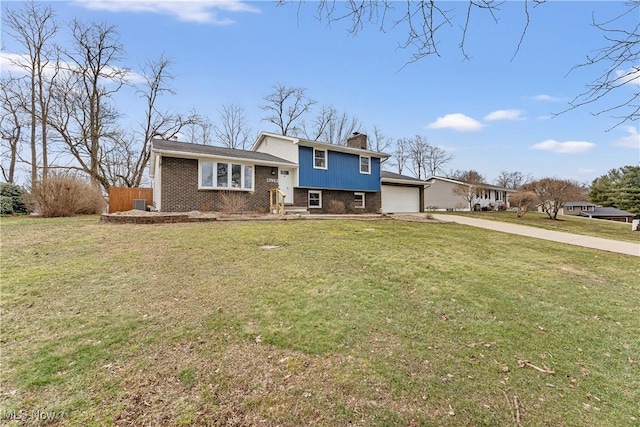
[
  {"x1": 313, "y1": 148, "x2": 328, "y2": 170},
  {"x1": 308, "y1": 190, "x2": 322, "y2": 208},
  {"x1": 198, "y1": 160, "x2": 255, "y2": 191},
  {"x1": 354, "y1": 192, "x2": 365, "y2": 209},
  {"x1": 568, "y1": 206, "x2": 574, "y2": 211},
  {"x1": 359, "y1": 155, "x2": 371, "y2": 174}
]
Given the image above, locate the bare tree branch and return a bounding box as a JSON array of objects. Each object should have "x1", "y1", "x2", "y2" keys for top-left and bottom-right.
[
  {"x1": 279, "y1": 0, "x2": 542, "y2": 66},
  {"x1": 558, "y1": 1, "x2": 640, "y2": 129},
  {"x1": 3, "y1": 1, "x2": 58, "y2": 186},
  {"x1": 260, "y1": 83, "x2": 317, "y2": 136},
  {"x1": 214, "y1": 104, "x2": 252, "y2": 149},
  {"x1": 0, "y1": 77, "x2": 25, "y2": 183}
]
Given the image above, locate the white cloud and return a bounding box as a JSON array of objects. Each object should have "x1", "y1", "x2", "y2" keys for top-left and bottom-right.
[
  {"x1": 532, "y1": 94, "x2": 563, "y2": 102},
  {"x1": 484, "y1": 109, "x2": 524, "y2": 121},
  {"x1": 613, "y1": 126, "x2": 640, "y2": 149},
  {"x1": 530, "y1": 139, "x2": 596, "y2": 154},
  {"x1": 74, "y1": 0, "x2": 260, "y2": 24},
  {"x1": 0, "y1": 52, "x2": 43, "y2": 74},
  {"x1": 1, "y1": 52, "x2": 143, "y2": 84},
  {"x1": 427, "y1": 113, "x2": 484, "y2": 132},
  {"x1": 437, "y1": 144, "x2": 459, "y2": 152},
  {"x1": 577, "y1": 168, "x2": 596, "y2": 174},
  {"x1": 615, "y1": 67, "x2": 640, "y2": 87}
]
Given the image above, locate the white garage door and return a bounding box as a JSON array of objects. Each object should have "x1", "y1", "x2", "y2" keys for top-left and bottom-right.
[{"x1": 382, "y1": 185, "x2": 420, "y2": 213}]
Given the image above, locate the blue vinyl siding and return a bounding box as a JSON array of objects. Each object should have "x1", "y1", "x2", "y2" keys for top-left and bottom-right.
[{"x1": 298, "y1": 146, "x2": 381, "y2": 191}]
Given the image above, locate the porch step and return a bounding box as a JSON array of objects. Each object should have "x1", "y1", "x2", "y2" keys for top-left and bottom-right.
[{"x1": 285, "y1": 206, "x2": 309, "y2": 215}]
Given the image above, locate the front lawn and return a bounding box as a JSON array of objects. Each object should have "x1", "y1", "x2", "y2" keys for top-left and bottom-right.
[
  {"x1": 1, "y1": 216, "x2": 638, "y2": 426},
  {"x1": 432, "y1": 210, "x2": 639, "y2": 243}
]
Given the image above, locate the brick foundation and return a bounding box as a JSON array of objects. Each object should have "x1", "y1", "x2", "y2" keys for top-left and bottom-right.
[
  {"x1": 100, "y1": 214, "x2": 217, "y2": 224},
  {"x1": 293, "y1": 188, "x2": 381, "y2": 214}
]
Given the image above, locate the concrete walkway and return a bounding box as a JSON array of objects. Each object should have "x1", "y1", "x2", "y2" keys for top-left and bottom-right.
[{"x1": 431, "y1": 214, "x2": 640, "y2": 257}]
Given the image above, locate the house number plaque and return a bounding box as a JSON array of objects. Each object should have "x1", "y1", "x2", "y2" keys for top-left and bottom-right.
[{"x1": 266, "y1": 178, "x2": 279, "y2": 184}]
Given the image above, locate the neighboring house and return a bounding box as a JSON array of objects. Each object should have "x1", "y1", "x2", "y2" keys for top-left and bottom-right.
[
  {"x1": 581, "y1": 207, "x2": 635, "y2": 223},
  {"x1": 556, "y1": 201, "x2": 635, "y2": 223},
  {"x1": 423, "y1": 176, "x2": 514, "y2": 211},
  {"x1": 538, "y1": 201, "x2": 633, "y2": 223},
  {"x1": 150, "y1": 132, "x2": 389, "y2": 213},
  {"x1": 555, "y1": 201, "x2": 597, "y2": 216},
  {"x1": 380, "y1": 171, "x2": 427, "y2": 213}
]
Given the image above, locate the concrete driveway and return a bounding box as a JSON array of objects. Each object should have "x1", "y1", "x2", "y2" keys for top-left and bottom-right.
[{"x1": 430, "y1": 214, "x2": 640, "y2": 257}]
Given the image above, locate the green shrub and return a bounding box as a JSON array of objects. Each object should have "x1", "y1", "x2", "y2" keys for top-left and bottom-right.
[
  {"x1": 31, "y1": 172, "x2": 106, "y2": 217},
  {"x1": 0, "y1": 195, "x2": 14, "y2": 215},
  {"x1": 0, "y1": 182, "x2": 30, "y2": 214}
]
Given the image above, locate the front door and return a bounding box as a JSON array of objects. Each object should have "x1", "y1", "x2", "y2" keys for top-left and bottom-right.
[{"x1": 279, "y1": 169, "x2": 294, "y2": 205}]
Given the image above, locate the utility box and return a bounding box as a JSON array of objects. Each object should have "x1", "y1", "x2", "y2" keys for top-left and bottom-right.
[
  {"x1": 632, "y1": 219, "x2": 639, "y2": 231},
  {"x1": 133, "y1": 199, "x2": 146, "y2": 211}
]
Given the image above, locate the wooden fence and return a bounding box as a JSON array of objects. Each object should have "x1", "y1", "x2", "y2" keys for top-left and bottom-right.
[{"x1": 108, "y1": 187, "x2": 153, "y2": 214}]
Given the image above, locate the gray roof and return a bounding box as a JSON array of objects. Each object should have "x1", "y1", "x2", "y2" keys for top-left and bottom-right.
[
  {"x1": 426, "y1": 175, "x2": 515, "y2": 192},
  {"x1": 381, "y1": 171, "x2": 425, "y2": 183},
  {"x1": 582, "y1": 207, "x2": 635, "y2": 217},
  {"x1": 152, "y1": 138, "x2": 294, "y2": 165},
  {"x1": 565, "y1": 201, "x2": 597, "y2": 207},
  {"x1": 293, "y1": 137, "x2": 390, "y2": 158}
]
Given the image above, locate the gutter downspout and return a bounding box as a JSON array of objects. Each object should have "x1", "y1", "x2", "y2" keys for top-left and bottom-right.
[{"x1": 155, "y1": 154, "x2": 162, "y2": 211}]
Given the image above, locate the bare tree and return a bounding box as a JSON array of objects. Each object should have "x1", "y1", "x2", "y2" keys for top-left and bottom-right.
[
  {"x1": 281, "y1": 1, "x2": 638, "y2": 128},
  {"x1": 47, "y1": 19, "x2": 129, "y2": 191},
  {"x1": 452, "y1": 171, "x2": 486, "y2": 211},
  {"x1": 522, "y1": 178, "x2": 587, "y2": 220},
  {"x1": 183, "y1": 113, "x2": 213, "y2": 145},
  {"x1": 260, "y1": 83, "x2": 317, "y2": 136},
  {"x1": 302, "y1": 104, "x2": 332, "y2": 141},
  {"x1": 3, "y1": 1, "x2": 58, "y2": 186},
  {"x1": 369, "y1": 125, "x2": 391, "y2": 153},
  {"x1": 449, "y1": 169, "x2": 486, "y2": 184},
  {"x1": 561, "y1": 2, "x2": 639, "y2": 128},
  {"x1": 278, "y1": 1, "x2": 541, "y2": 63},
  {"x1": 214, "y1": 104, "x2": 252, "y2": 149},
  {"x1": 93, "y1": 56, "x2": 199, "y2": 187},
  {"x1": 101, "y1": 130, "x2": 139, "y2": 187},
  {"x1": 391, "y1": 137, "x2": 410, "y2": 175},
  {"x1": 0, "y1": 77, "x2": 25, "y2": 183},
  {"x1": 510, "y1": 190, "x2": 538, "y2": 218},
  {"x1": 495, "y1": 170, "x2": 534, "y2": 189},
  {"x1": 424, "y1": 145, "x2": 453, "y2": 177},
  {"x1": 302, "y1": 105, "x2": 362, "y2": 144},
  {"x1": 129, "y1": 55, "x2": 198, "y2": 185},
  {"x1": 407, "y1": 134, "x2": 430, "y2": 179}
]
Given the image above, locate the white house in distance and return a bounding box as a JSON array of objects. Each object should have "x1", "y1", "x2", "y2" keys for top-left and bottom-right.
[{"x1": 423, "y1": 176, "x2": 515, "y2": 211}]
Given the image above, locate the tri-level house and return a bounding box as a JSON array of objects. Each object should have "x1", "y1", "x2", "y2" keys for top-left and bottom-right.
[{"x1": 150, "y1": 132, "x2": 389, "y2": 213}]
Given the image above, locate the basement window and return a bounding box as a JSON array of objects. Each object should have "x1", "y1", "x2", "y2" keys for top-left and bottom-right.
[{"x1": 308, "y1": 190, "x2": 322, "y2": 208}]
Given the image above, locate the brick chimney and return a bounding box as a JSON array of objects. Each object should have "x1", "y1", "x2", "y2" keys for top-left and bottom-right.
[{"x1": 346, "y1": 132, "x2": 367, "y2": 150}]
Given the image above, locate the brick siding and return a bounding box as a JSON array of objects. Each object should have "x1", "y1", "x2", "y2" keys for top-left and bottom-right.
[
  {"x1": 294, "y1": 188, "x2": 381, "y2": 214},
  {"x1": 160, "y1": 157, "x2": 276, "y2": 212}
]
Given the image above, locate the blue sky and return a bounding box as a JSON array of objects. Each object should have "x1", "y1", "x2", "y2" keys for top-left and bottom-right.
[{"x1": 1, "y1": 0, "x2": 639, "y2": 185}]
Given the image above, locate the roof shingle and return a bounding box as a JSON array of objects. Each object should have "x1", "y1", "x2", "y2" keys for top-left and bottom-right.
[{"x1": 152, "y1": 138, "x2": 294, "y2": 165}]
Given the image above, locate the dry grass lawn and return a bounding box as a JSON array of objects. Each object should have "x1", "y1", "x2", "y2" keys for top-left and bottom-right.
[{"x1": 1, "y1": 215, "x2": 639, "y2": 426}]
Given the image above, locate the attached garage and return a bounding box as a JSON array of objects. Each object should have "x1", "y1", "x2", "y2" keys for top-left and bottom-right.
[{"x1": 381, "y1": 171, "x2": 425, "y2": 213}]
